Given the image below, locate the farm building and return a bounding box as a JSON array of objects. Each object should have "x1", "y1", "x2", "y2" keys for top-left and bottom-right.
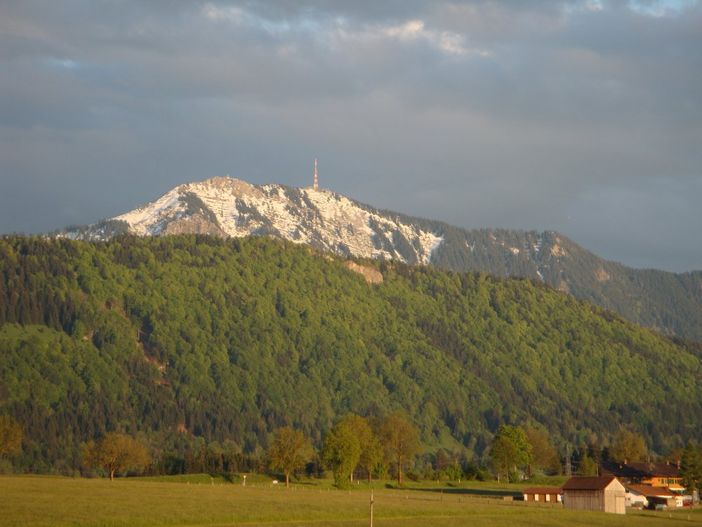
[
  {"x1": 625, "y1": 484, "x2": 678, "y2": 509},
  {"x1": 523, "y1": 487, "x2": 562, "y2": 503},
  {"x1": 562, "y1": 476, "x2": 626, "y2": 514},
  {"x1": 624, "y1": 484, "x2": 649, "y2": 508},
  {"x1": 601, "y1": 461, "x2": 684, "y2": 491}
]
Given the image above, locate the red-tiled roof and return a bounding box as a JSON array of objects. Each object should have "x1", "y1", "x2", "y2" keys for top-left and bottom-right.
[
  {"x1": 626, "y1": 484, "x2": 675, "y2": 498},
  {"x1": 562, "y1": 476, "x2": 618, "y2": 491},
  {"x1": 523, "y1": 487, "x2": 563, "y2": 494}
]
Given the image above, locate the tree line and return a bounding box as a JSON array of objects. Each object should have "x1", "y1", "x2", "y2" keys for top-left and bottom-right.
[{"x1": 6, "y1": 410, "x2": 700, "y2": 493}]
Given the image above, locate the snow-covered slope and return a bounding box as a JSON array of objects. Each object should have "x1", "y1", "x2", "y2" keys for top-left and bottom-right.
[{"x1": 72, "y1": 177, "x2": 443, "y2": 265}]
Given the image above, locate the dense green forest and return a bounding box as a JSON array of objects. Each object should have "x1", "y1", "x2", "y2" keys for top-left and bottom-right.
[{"x1": 1, "y1": 235, "x2": 701, "y2": 473}]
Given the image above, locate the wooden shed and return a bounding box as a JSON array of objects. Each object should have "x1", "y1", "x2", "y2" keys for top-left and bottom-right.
[
  {"x1": 562, "y1": 476, "x2": 626, "y2": 514},
  {"x1": 523, "y1": 487, "x2": 562, "y2": 503}
]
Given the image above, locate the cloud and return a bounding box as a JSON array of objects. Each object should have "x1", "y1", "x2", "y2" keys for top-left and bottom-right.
[
  {"x1": 0, "y1": 0, "x2": 700, "y2": 271},
  {"x1": 329, "y1": 18, "x2": 487, "y2": 57},
  {"x1": 628, "y1": 0, "x2": 698, "y2": 17},
  {"x1": 200, "y1": 3, "x2": 485, "y2": 57},
  {"x1": 202, "y1": 4, "x2": 245, "y2": 23}
]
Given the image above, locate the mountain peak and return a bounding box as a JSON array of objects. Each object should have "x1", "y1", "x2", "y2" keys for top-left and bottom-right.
[
  {"x1": 189, "y1": 175, "x2": 255, "y2": 192},
  {"x1": 90, "y1": 176, "x2": 443, "y2": 265}
]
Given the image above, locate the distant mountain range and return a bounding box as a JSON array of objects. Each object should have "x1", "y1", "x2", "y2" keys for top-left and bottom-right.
[{"x1": 59, "y1": 176, "x2": 702, "y2": 341}]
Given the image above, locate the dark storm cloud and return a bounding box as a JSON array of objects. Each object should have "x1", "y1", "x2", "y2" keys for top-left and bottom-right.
[{"x1": 0, "y1": 0, "x2": 700, "y2": 271}]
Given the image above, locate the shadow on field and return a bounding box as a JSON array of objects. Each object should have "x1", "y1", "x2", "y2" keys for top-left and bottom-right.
[{"x1": 398, "y1": 486, "x2": 522, "y2": 499}]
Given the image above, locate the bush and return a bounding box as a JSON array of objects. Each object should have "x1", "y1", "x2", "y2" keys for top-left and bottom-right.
[
  {"x1": 463, "y1": 462, "x2": 489, "y2": 481},
  {"x1": 405, "y1": 470, "x2": 421, "y2": 482}
]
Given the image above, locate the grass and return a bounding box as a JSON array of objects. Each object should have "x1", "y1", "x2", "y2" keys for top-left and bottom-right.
[
  {"x1": 138, "y1": 473, "x2": 272, "y2": 485},
  {"x1": 1, "y1": 475, "x2": 700, "y2": 527}
]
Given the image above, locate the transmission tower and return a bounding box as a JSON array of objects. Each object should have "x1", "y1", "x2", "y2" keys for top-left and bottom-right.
[{"x1": 313, "y1": 158, "x2": 319, "y2": 191}]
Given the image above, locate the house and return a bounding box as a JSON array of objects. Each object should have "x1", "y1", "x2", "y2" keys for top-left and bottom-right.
[
  {"x1": 601, "y1": 461, "x2": 684, "y2": 492},
  {"x1": 562, "y1": 476, "x2": 626, "y2": 514},
  {"x1": 624, "y1": 484, "x2": 650, "y2": 508},
  {"x1": 625, "y1": 484, "x2": 679, "y2": 509},
  {"x1": 631, "y1": 462, "x2": 684, "y2": 491},
  {"x1": 523, "y1": 487, "x2": 562, "y2": 503}
]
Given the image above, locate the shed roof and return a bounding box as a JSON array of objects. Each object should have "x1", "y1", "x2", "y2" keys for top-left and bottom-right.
[
  {"x1": 523, "y1": 487, "x2": 563, "y2": 494},
  {"x1": 626, "y1": 484, "x2": 675, "y2": 498},
  {"x1": 562, "y1": 476, "x2": 618, "y2": 491}
]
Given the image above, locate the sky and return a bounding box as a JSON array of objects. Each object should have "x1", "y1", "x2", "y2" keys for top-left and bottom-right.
[{"x1": 1, "y1": 0, "x2": 701, "y2": 272}]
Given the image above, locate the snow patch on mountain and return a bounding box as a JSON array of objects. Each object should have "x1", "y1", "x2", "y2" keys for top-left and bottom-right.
[
  {"x1": 115, "y1": 187, "x2": 185, "y2": 235},
  {"x1": 105, "y1": 176, "x2": 442, "y2": 265}
]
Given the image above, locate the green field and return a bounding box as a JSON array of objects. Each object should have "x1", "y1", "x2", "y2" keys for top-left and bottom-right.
[{"x1": 1, "y1": 476, "x2": 700, "y2": 527}]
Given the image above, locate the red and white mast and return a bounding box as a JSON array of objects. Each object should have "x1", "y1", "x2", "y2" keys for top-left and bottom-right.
[{"x1": 313, "y1": 158, "x2": 319, "y2": 191}]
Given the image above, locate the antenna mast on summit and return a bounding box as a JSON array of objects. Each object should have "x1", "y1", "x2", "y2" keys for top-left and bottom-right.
[{"x1": 313, "y1": 158, "x2": 319, "y2": 191}]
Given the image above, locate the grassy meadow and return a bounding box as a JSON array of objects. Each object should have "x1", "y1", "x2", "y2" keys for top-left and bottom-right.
[{"x1": 1, "y1": 475, "x2": 701, "y2": 527}]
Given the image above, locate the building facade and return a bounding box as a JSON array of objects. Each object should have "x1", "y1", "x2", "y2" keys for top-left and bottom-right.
[
  {"x1": 562, "y1": 476, "x2": 626, "y2": 514},
  {"x1": 523, "y1": 487, "x2": 563, "y2": 503}
]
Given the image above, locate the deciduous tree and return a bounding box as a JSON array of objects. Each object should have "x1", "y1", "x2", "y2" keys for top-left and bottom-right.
[
  {"x1": 524, "y1": 426, "x2": 559, "y2": 475},
  {"x1": 609, "y1": 429, "x2": 647, "y2": 463},
  {"x1": 322, "y1": 418, "x2": 361, "y2": 488},
  {"x1": 82, "y1": 432, "x2": 150, "y2": 480},
  {"x1": 322, "y1": 414, "x2": 382, "y2": 485},
  {"x1": 577, "y1": 453, "x2": 598, "y2": 476},
  {"x1": 490, "y1": 425, "x2": 532, "y2": 482},
  {"x1": 268, "y1": 427, "x2": 313, "y2": 488},
  {"x1": 355, "y1": 416, "x2": 383, "y2": 483},
  {"x1": 379, "y1": 412, "x2": 420, "y2": 485}
]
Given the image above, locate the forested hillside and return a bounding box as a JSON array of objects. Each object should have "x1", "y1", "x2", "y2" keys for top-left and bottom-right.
[{"x1": 1, "y1": 235, "x2": 701, "y2": 472}]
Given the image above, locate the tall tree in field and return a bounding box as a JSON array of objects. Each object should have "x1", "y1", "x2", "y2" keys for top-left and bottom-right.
[
  {"x1": 322, "y1": 414, "x2": 382, "y2": 484},
  {"x1": 490, "y1": 425, "x2": 532, "y2": 482},
  {"x1": 354, "y1": 416, "x2": 383, "y2": 483},
  {"x1": 322, "y1": 418, "x2": 361, "y2": 488},
  {"x1": 0, "y1": 415, "x2": 22, "y2": 458},
  {"x1": 268, "y1": 427, "x2": 313, "y2": 488},
  {"x1": 379, "y1": 412, "x2": 420, "y2": 485},
  {"x1": 82, "y1": 432, "x2": 150, "y2": 480},
  {"x1": 524, "y1": 426, "x2": 559, "y2": 475},
  {"x1": 609, "y1": 429, "x2": 647, "y2": 463}
]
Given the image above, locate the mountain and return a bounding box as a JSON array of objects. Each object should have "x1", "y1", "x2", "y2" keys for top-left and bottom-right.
[
  {"x1": 63, "y1": 177, "x2": 443, "y2": 265},
  {"x1": 2, "y1": 235, "x2": 701, "y2": 472},
  {"x1": 60, "y1": 176, "x2": 702, "y2": 341}
]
